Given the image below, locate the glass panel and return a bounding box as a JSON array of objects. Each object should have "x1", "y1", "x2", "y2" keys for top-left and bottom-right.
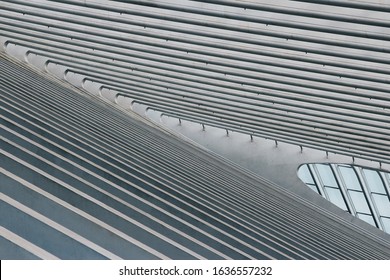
[
  {"x1": 382, "y1": 172, "x2": 390, "y2": 185},
  {"x1": 298, "y1": 165, "x2": 315, "y2": 184},
  {"x1": 381, "y1": 217, "x2": 390, "y2": 233},
  {"x1": 363, "y1": 169, "x2": 386, "y2": 194},
  {"x1": 384, "y1": 173, "x2": 390, "y2": 186},
  {"x1": 371, "y1": 194, "x2": 390, "y2": 217},
  {"x1": 348, "y1": 191, "x2": 371, "y2": 214},
  {"x1": 324, "y1": 187, "x2": 348, "y2": 211},
  {"x1": 338, "y1": 166, "x2": 361, "y2": 190},
  {"x1": 356, "y1": 213, "x2": 376, "y2": 227},
  {"x1": 315, "y1": 164, "x2": 338, "y2": 187},
  {"x1": 307, "y1": 184, "x2": 319, "y2": 194},
  {"x1": 298, "y1": 162, "x2": 390, "y2": 233}
]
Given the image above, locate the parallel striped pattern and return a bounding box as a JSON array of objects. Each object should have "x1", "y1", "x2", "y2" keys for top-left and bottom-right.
[
  {"x1": 1, "y1": 0, "x2": 390, "y2": 164},
  {"x1": 2, "y1": 53, "x2": 390, "y2": 259}
]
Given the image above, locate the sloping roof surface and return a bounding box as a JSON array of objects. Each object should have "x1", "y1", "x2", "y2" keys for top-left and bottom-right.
[
  {"x1": 1, "y1": 0, "x2": 390, "y2": 163},
  {"x1": 1, "y1": 52, "x2": 390, "y2": 259}
]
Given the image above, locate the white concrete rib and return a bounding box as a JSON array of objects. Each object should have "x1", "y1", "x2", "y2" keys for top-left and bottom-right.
[
  {"x1": 0, "y1": 192, "x2": 122, "y2": 260},
  {"x1": 0, "y1": 226, "x2": 59, "y2": 260}
]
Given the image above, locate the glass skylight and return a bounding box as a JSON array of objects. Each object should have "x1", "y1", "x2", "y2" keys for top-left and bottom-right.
[{"x1": 298, "y1": 163, "x2": 390, "y2": 233}]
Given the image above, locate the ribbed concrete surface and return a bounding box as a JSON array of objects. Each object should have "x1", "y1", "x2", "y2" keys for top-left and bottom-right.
[
  {"x1": 1, "y1": 0, "x2": 390, "y2": 164},
  {"x1": 1, "y1": 53, "x2": 390, "y2": 259}
]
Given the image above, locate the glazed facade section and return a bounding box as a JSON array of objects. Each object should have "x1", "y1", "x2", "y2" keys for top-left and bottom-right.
[{"x1": 299, "y1": 164, "x2": 390, "y2": 232}]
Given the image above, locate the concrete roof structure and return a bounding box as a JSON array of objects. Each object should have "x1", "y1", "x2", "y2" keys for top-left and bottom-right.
[{"x1": 1, "y1": 0, "x2": 390, "y2": 259}]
